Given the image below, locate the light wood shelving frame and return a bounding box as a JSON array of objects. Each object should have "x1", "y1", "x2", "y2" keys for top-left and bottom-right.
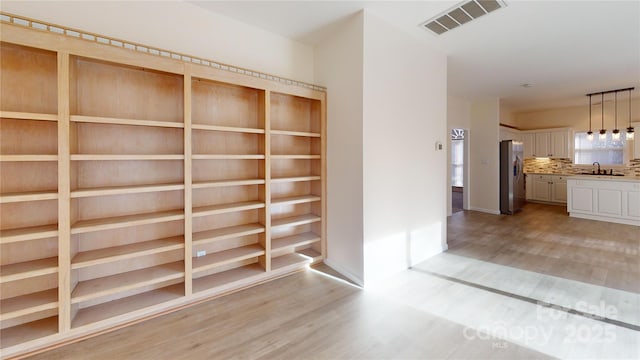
[{"x1": 0, "y1": 16, "x2": 326, "y2": 359}]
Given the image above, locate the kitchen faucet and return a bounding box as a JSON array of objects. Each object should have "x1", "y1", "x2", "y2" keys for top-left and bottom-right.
[{"x1": 593, "y1": 162, "x2": 601, "y2": 174}]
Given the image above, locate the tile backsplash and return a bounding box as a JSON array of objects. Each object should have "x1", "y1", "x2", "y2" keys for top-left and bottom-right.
[{"x1": 524, "y1": 158, "x2": 640, "y2": 176}]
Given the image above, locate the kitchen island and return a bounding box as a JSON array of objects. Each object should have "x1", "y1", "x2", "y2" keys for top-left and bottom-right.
[{"x1": 567, "y1": 175, "x2": 640, "y2": 226}]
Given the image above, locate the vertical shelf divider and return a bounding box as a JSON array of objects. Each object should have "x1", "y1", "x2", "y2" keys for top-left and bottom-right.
[
  {"x1": 320, "y1": 92, "x2": 327, "y2": 258},
  {"x1": 263, "y1": 91, "x2": 272, "y2": 272},
  {"x1": 58, "y1": 51, "x2": 71, "y2": 333},
  {"x1": 183, "y1": 64, "x2": 193, "y2": 296}
]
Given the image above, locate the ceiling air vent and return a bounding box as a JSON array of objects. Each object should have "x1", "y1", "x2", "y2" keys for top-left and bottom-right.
[{"x1": 421, "y1": 0, "x2": 507, "y2": 35}]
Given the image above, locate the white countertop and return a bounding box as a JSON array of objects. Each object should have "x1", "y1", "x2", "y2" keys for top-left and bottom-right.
[
  {"x1": 567, "y1": 174, "x2": 640, "y2": 183},
  {"x1": 525, "y1": 172, "x2": 572, "y2": 176}
]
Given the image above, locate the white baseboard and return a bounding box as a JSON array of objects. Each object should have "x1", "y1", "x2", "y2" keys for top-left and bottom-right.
[{"x1": 323, "y1": 258, "x2": 365, "y2": 287}]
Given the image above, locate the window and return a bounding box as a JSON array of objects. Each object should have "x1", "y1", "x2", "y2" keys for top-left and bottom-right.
[
  {"x1": 574, "y1": 132, "x2": 627, "y2": 165},
  {"x1": 451, "y1": 128, "x2": 464, "y2": 187}
]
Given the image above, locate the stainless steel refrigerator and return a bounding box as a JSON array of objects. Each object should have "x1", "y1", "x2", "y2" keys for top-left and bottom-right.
[{"x1": 500, "y1": 140, "x2": 525, "y2": 214}]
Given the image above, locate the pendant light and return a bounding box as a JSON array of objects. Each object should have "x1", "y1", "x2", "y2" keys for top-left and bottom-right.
[
  {"x1": 612, "y1": 92, "x2": 620, "y2": 140},
  {"x1": 587, "y1": 94, "x2": 594, "y2": 141},
  {"x1": 627, "y1": 88, "x2": 635, "y2": 140},
  {"x1": 599, "y1": 93, "x2": 607, "y2": 140}
]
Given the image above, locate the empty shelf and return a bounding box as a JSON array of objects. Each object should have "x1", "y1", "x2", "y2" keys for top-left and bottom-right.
[
  {"x1": 0, "y1": 257, "x2": 58, "y2": 284},
  {"x1": 271, "y1": 155, "x2": 321, "y2": 160},
  {"x1": 72, "y1": 236, "x2": 185, "y2": 269},
  {"x1": 192, "y1": 154, "x2": 265, "y2": 160},
  {"x1": 272, "y1": 232, "x2": 321, "y2": 252},
  {"x1": 0, "y1": 316, "x2": 58, "y2": 349},
  {"x1": 0, "y1": 224, "x2": 58, "y2": 244},
  {"x1": 192, "y1": 244, "x2": 265, "y2": 273},
  {"x1": 1, "y1": 288, "x2": 58, "y2": 321},
  {"x1": 71, "y1": 262, "x2": 184, "y2": 304},
  {"x1": 0, "y1": 155, "x2": 57, "y2": 162},
  {"x1": 272, "y1": 195, "x2": 321, "y2": 206},
  {"x1": 0, "y1": 190, "x2": 58, "y2": 204},
  {"x1": 271, "y1": 176, "x2": 321, "y2": 183},
  {"x1": 271, "y1": 214, "x2": 321, "y2": 228},
  {"x1": 192, "y1": 179, "x2": 265, "y2": 189},
  {"x1": 71, "y1": 183, "x2": 184, "y2": 198},
  {"x1": 270, "y1": 129, "x2": 320, "y2": 138},
  {"x1": 72, "y1": 284, "x2": 184, "y2": 328},
  {"x1": 71, "y1": 210, "x2": 185, "y2": 234},
  {"x1": 0, "y1": 111, "x2": 57, "y2": 122},
  {"x1": 271, "y1": 253, "x2": 311, "y2": 271},
  {"x1": 192, "y1": 201, "x2": 264, "y2": 218},
  {"x1": 191, "y1": 124, "x2": 265, "y2": 134},
  {"x1": 71, "y1": 154, "x2": 184, "y2": 161},
  {"x1": 70, "y1": 115, "x2": 184, "y2": 128},
  {"x1": 193, "y1": 264, "x2": 264, "y2": 293},
  {"x1": 192, "y1": 223, "x2": 265, "y2": 246}
]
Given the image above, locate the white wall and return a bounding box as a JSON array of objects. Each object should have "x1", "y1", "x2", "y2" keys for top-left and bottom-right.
[
  {"x1": 361, "y1": 11, "x2": 448, "y2": 283},
  {"x1": 1, "y1": 1, "x2": 314, "y2": 83},
  {"x1": 469, "y1": 99, "x2": 500, "y2": 214},
  {"x1": 314, "y1": 14, "x2": 365, "y2": 285},
  {"x1": 447, "y1": 96, "x2": 471, "y2": 216}
]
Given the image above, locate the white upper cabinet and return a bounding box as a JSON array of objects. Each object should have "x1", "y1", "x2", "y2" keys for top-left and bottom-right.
[
  {"x1": 551, "y1": 131, "x2": 569, "y2": 158},
  {"x1": 522, "y1": 128, "x2": 571, "y2": 159},
  {"x1": 522, "y1": 133, "x2": 536, "y2": 158}
]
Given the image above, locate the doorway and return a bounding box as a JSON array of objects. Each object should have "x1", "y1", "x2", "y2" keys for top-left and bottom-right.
[{"x1": 451, "y1": 129, "x2": 465, "y2": 213}]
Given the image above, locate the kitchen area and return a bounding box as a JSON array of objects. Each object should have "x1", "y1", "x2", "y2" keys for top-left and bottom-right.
[{"x1": 499, "y1": 90, "x2": 640, "y2": 227}]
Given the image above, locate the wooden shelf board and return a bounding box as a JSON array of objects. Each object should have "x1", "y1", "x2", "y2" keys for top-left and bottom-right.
[
  {"x1": 193, "y1": 264, "x2": 264, "y2": 293},
  {"x1": 272, "y1": 195, "x2": 321, "y2": 206},
  {"x1": 271, "y1": 232, "x2": 321, "y2": 252},
  {"x1": 271, "y1": 253, "x2": 311, "y2": 272},
  {"x1": 72, "y1": 284, "x2": 184, "y2": 329},
  {"x1": 0, "y1": 190, "x2": 58, "y2": 204},
  {"x1": 0, "y1": 316, "x2": 58, "y2": 349},
  {"x1": 71, "y1": 209, "x2": 185, "y2": 235},
  {"x1": 70, "y1": 154, "x2": 184, "y2": 161},
  {"x1": 70, "y1": 115, "x2": 184, "y2": 128},
  {"x1": 0, "y1": 289, "x2": 58, "y2": 321},
  {"x1": 0, "y1": 257, "x2": 58, "y2": 284},
  {"x1": 192, "y1": 201, "x2": 265, "y2": 218},
  {"x1": 0, "y1": 224, "x2": 58, "y2": 244},
  {"x1": 270, "y1": 129, "x2": 320, "y2": 138},
  {"x1": 191, "y1": 124, "x2": 265, "y2": 134},
  {"x1": 192, "y1": 244, "x2": 265, "y2": 273},
  {"x1": 71, "y1": 183, "x2": 184, "y2": 198},
  {"x1": 71, "y1": 262, "x2": 184, "y2": 304},
  {"x1": 271, "y1": 155, "x2": 321, "y2": 160},
  {"x1": 0, "y1": 111, "x2": 57, "y2": 122},
  {"x1": 298, "y1": 247, "x2": 322, "y2": 261},
  {"x1": 192, "y1": 223, "x2": 265, "y2": 246},
  {"x1": 271, "y1": 214, "x2": 321, "y2": 228},
  {"x1": 71, "y1": 236, "x2": 185, "y2": 269},
  {"x1": 192, "y1": 179, "x2": 265, "y2": 189},
  {"x1": 192, "y1": 154, "x2": 265, "y2": 160},
  {"x1": 0, "y1": 155, "x2": 57, "y2": 162},
  {"x1": 271, "y1": 176, "x2": 321, "y2": 183}
]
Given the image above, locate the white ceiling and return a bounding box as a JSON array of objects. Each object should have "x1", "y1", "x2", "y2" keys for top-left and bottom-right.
[{"x1": 191, "y1": 0, "x2": 640, "y2": 113}]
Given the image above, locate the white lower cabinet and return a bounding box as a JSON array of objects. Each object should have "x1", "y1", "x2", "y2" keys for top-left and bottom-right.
[
  {"x1": 527, "y1": 174, "x2": 567, "y2": 204},
  {"x1": 567, "y1": 177, "x2": 640, "y2": 226}
]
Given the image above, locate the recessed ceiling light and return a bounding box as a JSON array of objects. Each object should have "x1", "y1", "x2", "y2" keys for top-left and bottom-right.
[{"x1": 420, "y1": 0, "x2": 507, "y2": 35}]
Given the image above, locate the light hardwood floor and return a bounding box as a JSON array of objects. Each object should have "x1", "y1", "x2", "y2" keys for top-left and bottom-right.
[
  {"x1": 24, "y1": 265, "x2": 547, "y2": 360},
  {"x1": 447, "y1": 202, "x2": 640, "y2": 293},
  {"x1": 21, "y1": 203, "x2": 639, "y2": 359}
]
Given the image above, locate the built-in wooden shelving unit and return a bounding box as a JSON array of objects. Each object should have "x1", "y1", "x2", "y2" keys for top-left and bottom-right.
[{"x1": 0, "y1": 15, "x2": 325, "y2": 359}]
